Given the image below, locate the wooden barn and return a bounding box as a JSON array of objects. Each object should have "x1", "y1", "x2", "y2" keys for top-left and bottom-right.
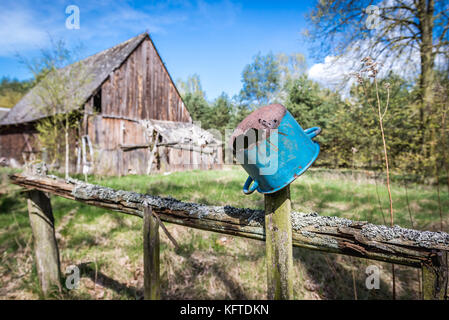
[{"x1": 0, "y1": 33, "x2": 222, "y2": 175}]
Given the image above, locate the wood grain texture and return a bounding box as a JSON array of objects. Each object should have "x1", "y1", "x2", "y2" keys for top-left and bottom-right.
[
  {"x1": 26, "y1": 189, "x2": 61, "y2": 296},
  {"x1": 98, "y1": 37, "x2": 191, "y2": 123},
  {"x1": 143, "y1": 206, "x2": 160, "y2": 300},
  {"x1": 10, "y1": 173, "x2": 449, "y2": 270},
  {"x1": 0, "y1": 34, "x2": 201, "y2": 175},
  {"x1": 265, "y1": 186, "x2": 294, "y2": 300}
]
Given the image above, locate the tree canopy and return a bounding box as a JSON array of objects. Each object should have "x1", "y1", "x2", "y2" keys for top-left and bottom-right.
[
  {"x1": 239, "y1": 52, "x2": 281, "y2": 107},
  {"x1": 0, "y1": 77, "x2": 32, "y2": 109}
]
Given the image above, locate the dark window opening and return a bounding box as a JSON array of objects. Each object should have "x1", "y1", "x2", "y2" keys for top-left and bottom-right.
[{"x1": 93, "y1": 90, "x2": 102, "y2": 113}]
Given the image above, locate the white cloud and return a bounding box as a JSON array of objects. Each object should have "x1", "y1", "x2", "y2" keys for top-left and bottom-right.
[
  {"x1": 308, "y1": 55, "x2": 357, "y2": 97},
  {"x1": 308, "y1": 55, "x2": 351, "y2": 86},
  {"x1": 0, "y1": 6, "x2": 49, "y2": 55},
  {"x1": 306, "y1": 0, "x2": 449, "y2": 96},
  {"x1": 0, "y1": 1, "x2": 189, "y2": 57},
  {"x1": 307, "y1": 36, "x2": 423, "y2": 97},
  {"x1": 0, "y1": 0, "x2": 241, "y2": 57}
]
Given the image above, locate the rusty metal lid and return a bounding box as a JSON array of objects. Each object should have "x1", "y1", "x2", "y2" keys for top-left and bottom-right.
[{"x1": 229, "y1": 104, "x2": 287, "y2": 151}]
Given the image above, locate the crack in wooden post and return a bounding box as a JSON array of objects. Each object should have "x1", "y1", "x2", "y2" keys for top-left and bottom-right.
[
  {"x1": 26, "y1": 190, "x2": 61, "y2": 297},
  {"x1": 264, "y1": 186, "x2": 294, "y2": 300},
  {"x1": 143, "y1": 206, "x2": 160, "y2": 300}
]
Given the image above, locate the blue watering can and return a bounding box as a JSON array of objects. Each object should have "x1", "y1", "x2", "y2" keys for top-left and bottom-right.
[{"x1": 230, "y1": 104, "x2": 321, "y2": 195}]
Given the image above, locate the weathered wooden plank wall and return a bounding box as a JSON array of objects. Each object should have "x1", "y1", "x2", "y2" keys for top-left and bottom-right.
[
  {"x1": 81, "y1": 36, "x2": 219, "y2": 175},
  {"x1": 0, "y1": 124, "x2": 39, "y2": 161},
  {"x1": 0, "y1": 35, "x2": 223, "y2": 175},
  {"x1": 98, "y1": 38, "x2": 191, "y2": 123},
  {"x1": 0, "y1": 123, "x2": 81, "y2": 173}
]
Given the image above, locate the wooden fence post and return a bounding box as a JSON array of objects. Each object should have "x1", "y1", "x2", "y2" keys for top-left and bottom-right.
[
  {"x1": 143, "y1": 206, "x2": 160, "y2": 300},
  {"x1": 422, "y1": 251, "x2": 448, "y2": 300},
  {"x1": 264, "y1": 185, "x2": 294, "y2": 300},
  {"x1": 26, "y1": 190, "x2": 61, "y2": 296}
]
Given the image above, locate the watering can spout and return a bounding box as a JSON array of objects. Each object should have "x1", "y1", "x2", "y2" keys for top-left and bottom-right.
[{"x1": 230, "y1": 104, "x2": 321, "y2": 195}]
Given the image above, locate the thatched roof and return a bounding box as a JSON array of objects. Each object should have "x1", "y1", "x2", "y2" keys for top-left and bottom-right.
[{"x1": 0, "y1": 33, "x2": 148, "y2": 126}]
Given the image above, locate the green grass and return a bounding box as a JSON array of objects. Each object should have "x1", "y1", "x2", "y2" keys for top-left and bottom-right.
[
  {"x1": 85, "y1": 166, "x2": 448, "y2": 230},
  {"x1": 0, "y1": 166, "x2": 447, "y2": 300}
]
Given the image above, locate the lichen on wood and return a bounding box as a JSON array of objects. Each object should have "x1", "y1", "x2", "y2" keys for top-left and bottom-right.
[
  {"x1": 290, "y1": 212, "x2": 449, "y2": 248},
  {"x1": 9, "y1": 173, "x2": 449, "y2": 268}
]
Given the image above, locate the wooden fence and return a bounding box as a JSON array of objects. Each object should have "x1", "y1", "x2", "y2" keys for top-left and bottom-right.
[{"x1": 9, "y1": 172, "x2": 449, "y2": 300}]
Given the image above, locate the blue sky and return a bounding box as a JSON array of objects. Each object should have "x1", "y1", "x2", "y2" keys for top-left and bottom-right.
[{"x1": 0, "y1": 0, "x2": 318, "y2": 101}]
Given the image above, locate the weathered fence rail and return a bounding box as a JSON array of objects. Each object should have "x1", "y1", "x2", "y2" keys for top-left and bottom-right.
[{"x1": 9, "y1": 172, "x2": 449, "y2": 299}]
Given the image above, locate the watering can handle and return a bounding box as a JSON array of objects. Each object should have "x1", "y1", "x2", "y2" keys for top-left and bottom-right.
[
  {"x1": 305, "y1": 127, "x2": 321, "y2": 139},
  {"x1": 243, "y1": 176, "x2": 259, "y2": 195}
]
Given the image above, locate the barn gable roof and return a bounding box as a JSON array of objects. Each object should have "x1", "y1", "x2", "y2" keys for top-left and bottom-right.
[{"x1": 0, "y1": 33, "x2": 150, "y2": 126}]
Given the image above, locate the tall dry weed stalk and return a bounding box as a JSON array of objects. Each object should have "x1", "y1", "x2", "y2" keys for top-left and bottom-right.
[
  {"x1": 435, "y1": 83, "x2": 449, "y2": 232},
  {"x1": 353, "y1": 57, "x2": 396, "y2": 299}
]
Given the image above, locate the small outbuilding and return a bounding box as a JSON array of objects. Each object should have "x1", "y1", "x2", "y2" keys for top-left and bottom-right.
[{"x1": 0, "y1": 32, "x2": 222, "y2": 175}]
